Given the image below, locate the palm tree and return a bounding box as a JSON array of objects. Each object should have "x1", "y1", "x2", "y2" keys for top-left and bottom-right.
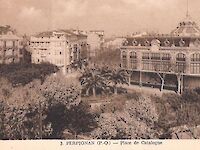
[
  {"x1": 79, "y1": 68, "x2": 108, "y2": 97},
  {"x1": 103, "y1": 69, "x2": 128, "y2": 94},
  {"x1": 71, "y1": 58, "x2": 88, "y2": 71}
]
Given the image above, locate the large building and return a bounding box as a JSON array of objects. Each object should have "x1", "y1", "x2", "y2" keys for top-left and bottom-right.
[
  {"x1": 120, "y1": 15, "x2": 200, "y2": 93},
  {"x1": 0, "y1": 25, "x2": 23, "y2": 64},
  {"x1": 30, "y1": 29, "x2": 88, "y2": 74}
]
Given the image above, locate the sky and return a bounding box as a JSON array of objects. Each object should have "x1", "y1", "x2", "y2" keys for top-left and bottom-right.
[{"x1": 0, "y1": 0, "x2": 200, "y2": 37}]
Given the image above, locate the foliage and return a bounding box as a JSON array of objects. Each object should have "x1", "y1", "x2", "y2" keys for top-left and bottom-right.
[
  {"x1": 66, "y1": 102, "x2": 97, "y2": 138},
  {"x1": 91, "y1": 94, "x2": 159, "y2": 139},
  {"x1": 194, "y1": 87, "x2": 200, "y2": 95},
  {"x1": 0, "y1": 75, "x2": 96, "y2": 140},
  {"x1": 153, "y1": 90, "x2": 200, "y2": 138},
  {"x1": 0, "y1": 100, "x2": 6, "y2": 139},
  {"x1": 79, "y1": 67, "x2": 129, "y2": 96},
  {"x1": 2, "y1": 104, "x2": 52, "y2": 140},
  {"x1": 100, "y1": 96, "x2": 126, "y2": 113},
  {"x1": 102, "y1": 69, "x2": 129, "y2": 94},
  {"x1": 71, "y1": 58, "x2": 88, "y2": 71},
  {"x1": 0, "y1": 63, "x2": 58, "y2": 86},
  {"x1": 79, "y1": 68, "x2": 108, "y2": 96},
  {"x1": 93, "y1": 48, "x2": 121, "y2": 69}
]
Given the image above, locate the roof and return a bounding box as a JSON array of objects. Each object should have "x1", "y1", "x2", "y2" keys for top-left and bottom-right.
[
  {"x1": 34, "y1": 29, "x2": 87, "y2": 38},
  {"x1": 0, "y1": 25, "x2": 15, "y2": 35},
  {"x1": 124, "y1": 36, "x2": 198, "y2": 47},
  {"x1": 123, "y1": 15, "x2": 200, "y2": 47},
  {"x1": 171, "y1": 15, "x2": 200, "y2": 37}
]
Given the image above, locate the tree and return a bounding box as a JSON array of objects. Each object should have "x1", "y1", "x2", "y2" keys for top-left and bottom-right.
[
  {"x1": 79, "y1": 68, "x2": 108, "y2": 97},
  {"x1": 0, "y1": 100, "x2": 6, "y2": 139},
  {"x1": 91, "y1": 94, "x2": 159, "y2": 139},
  {"x1": 66, "y1": 102, "x2": 97, "y2": 139},
  {"x1": 153, "y1": 91, "x2": 200, "y2": 139},
  {"x1": 0, "y1": 74, "x2": 97, "y2": 139},
  {"x1": 102, "y1": 69, "x2": 128, "y2": 94},
  {"x1": 93, "y1": 48, "x2": 121, "y2": 69},
  {"x1": 0, "y1": 102, "x2": 52, "y2": 140},
  {"x1": 71, "y1": 58, "x2": 88, "y2": 71},
  {"x1": 0, "y1": 63, "x2": 58, "y2": 86},
  {"x1": 152, "y1": 62, "x2": 184, "y2": 93}
]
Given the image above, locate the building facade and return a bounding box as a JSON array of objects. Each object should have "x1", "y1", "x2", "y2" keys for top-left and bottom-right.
[
  {"x1": 30, "y1": 30, "x2": 87, "y2": 74},
  {"x1": 0, "y1": 26, "x2": 23, "y2": 64},
  {"x1": 120, "y1": 16, "x2": 200, "y2": 93}
]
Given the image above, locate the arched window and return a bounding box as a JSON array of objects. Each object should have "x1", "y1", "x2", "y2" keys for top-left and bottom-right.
[
  {"x1": 142, "y1": 52, "x2": 150, "y2": 70},
  {"x1": 191, "y1": 53, "x2": 200, "y2": 74},
  {"x1": 161, "y1": 53, "x2": 171, "y2": 72},
  {"x1": 176, "y1": 53, "x2": 186, "y2": 73},
  {"x1": 130, "y1": 51, "x2": 137, "y2": 69},
  {"x1": 121, "y1": 51, "x2": 127, "y2": 68}
]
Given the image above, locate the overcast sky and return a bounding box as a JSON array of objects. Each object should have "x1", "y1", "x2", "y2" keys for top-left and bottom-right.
[{"x1": 0, "y1": 0, "x2": 200, "y2": 37}]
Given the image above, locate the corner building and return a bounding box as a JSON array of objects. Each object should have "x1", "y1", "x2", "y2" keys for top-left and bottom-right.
[
  {"x1": 120, "y1": 16, "x2": 200, "y2": 93},
  {"x1": 0, "y1": 26, "x2": 23, "y2": 64},
  {"x1": 30, "y1": 30, "x2": 87, "y2": 74}
]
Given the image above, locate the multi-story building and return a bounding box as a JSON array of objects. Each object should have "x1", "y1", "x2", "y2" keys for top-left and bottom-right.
[
  {"x1": 0, "y1": 25, "x2": 23, "y2": 64},
  {"x1": 87, "y1": 30, "x2": 104, "y2": 57},
  {"x1": 30, "y1": 29, "x2": 87, "y2": 74},
  {"x1": 120, "y1": 15, "x2": 200, "y2": 93}
]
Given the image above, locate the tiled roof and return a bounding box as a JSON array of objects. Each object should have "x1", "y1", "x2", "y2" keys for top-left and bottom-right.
[{"x1": 124, "y1": 36, "x2": 200, "y2": 47}]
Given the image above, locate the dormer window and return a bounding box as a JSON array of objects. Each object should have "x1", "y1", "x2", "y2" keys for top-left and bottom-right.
[
  {"x1": 123, "y1": 40, "x2": 128, "y2": 46},
  {"x1": 164, "y1": 39, "x2": 170, "y2": 47},
  {"x1": 194, "y1": 39, "x2": 200, "y2": 47},
  {"x1": 144, "y1": 40, "x2": 150, "y2": 46},
  {"x1": 132, "y1": 39, "x2": 138, "y2": 46},
  {"x1": 179, "y1": 39, "x2": 185, "y2": 47}
]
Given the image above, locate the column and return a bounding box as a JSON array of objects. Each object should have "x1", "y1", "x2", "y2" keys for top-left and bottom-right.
[
  {"x1": 127, "y1": 49, "x2": 130, "y2": 70},
  {"x1": 139, "y1": 71, "x2": 142, "y2": 87},
  {"x1": 137, "y1": 51, "x2": 142, "y2": 70},
  {"x1": 185, "y1": 52, "x2": 191, "y2": 74}
]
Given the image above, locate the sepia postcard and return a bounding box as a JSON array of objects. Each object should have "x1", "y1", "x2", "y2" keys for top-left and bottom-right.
[{"x1": 0, "y1": 0, "x2": 200, "y2": 149}]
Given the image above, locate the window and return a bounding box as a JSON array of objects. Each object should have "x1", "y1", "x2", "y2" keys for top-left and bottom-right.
[
  {"x1": 142, "y1": 53, "x2": 151, "y2": 71},
  {"x1": 6, "y1": 41, "x2": 13, "y2": 47},
  {"x1": 162, "y1": 53, "x2": 171, "y2": 60},
  {"x1": 176, "y1": 53, "x2": 186, "y2": 73},
  {"x1": 176, "y1": 53, "x2": 186, "y2": 61},
  {"x1": 151, "y1": 53, "x2": 160, "y2": 60},
  {"x1": 191, "y1": 53, "x2": 200, "y2": 62},
  {"x1": 130, "y1": 51, "x2": 137, "y2": 69},
  {"x1": 121, "y1": 51, "x2": 127, "y2": 68},
  {"x1": 142, "y1": 53, "x2": 150, "y2": 60},
  {"x1": 142, "y1": 60, "x2": 151, "y2": 70},
  {"x1": 191, "y1": 53, "x2": 200, "y2": 74},
  {"x1": 0, "y1": 40, "x2": 3, "y2": 47}
]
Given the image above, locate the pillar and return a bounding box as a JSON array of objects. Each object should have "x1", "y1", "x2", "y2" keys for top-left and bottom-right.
[
  {"x1": 137, "y1": 51, "x2": 142, "y2": 70},
  {"x1": 177, "y1": 74, "x2": 183, "y2": 94},
  {"x1": 185, "y1": 52, "x2": 191, "y2": 74},
  {"x1": 139, "y1": 71, "x2": 142, "y2": 87}
]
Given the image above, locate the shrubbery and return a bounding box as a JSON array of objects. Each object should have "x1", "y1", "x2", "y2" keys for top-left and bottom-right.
[
  {"x1": 0, "y1": 75, "x2": 97, "y2": 140},
  {"x1": 0, "y1": 63, "x2": 58, "y2": 86},
  {"x1": 153, "y1": 89, "x2": 200, "y2": 138}
]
